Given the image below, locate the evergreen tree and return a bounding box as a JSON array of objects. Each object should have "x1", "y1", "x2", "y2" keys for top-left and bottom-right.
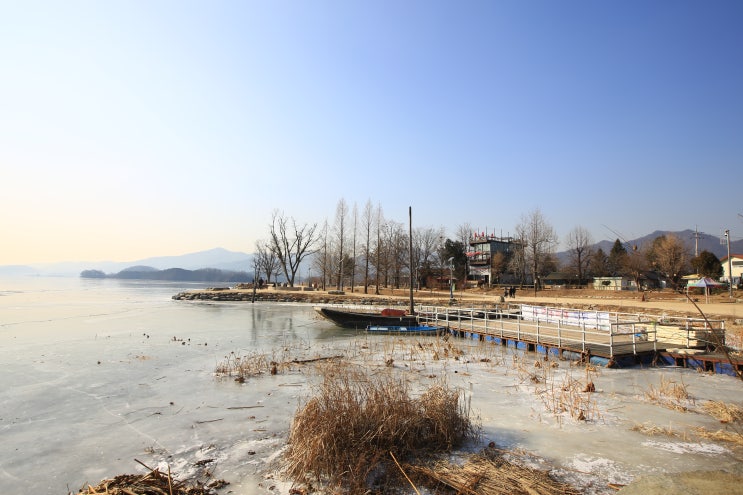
[
  {"x1": 691, "y1": 250, "x2": 723, "y2": 279},
  {"x1": 589, "y1": 247, "x2": 609, "y2": 277},
  {"x1": 607, "y1": 239, "x2": 628, "y2": 276}
]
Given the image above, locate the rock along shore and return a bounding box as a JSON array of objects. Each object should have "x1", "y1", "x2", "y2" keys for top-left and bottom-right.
[{"x1": 171, "y1": 287, "x2": 445, "y2": 307}]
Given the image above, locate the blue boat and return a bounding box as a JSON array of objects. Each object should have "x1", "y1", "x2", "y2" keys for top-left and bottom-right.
[{"x1": 365, "y1": 324, "x2": 444, "y2": 335}]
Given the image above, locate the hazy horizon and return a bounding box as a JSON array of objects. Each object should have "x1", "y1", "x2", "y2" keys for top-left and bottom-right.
[{"x1": 2, "y1": 1, "x2": 741, "y2": 265}]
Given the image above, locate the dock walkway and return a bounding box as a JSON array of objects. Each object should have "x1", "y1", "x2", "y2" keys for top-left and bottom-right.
[{"x1": 416, "y1": 304, "x2": 728, "y2": 369}]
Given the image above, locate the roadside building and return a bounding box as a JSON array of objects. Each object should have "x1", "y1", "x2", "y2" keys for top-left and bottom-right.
[
  {"x1": 542, "y1": 272, "x2": 581, "y2": 289},
  {"x1": 720, "y1": 254, "x2": 743, "y2": 287},
  {"x1": 592, "y1": 276, "x2": 631, "y2": 291},
  {"x1": 466, "y1": 232, "x2": 521, "y2": 286}
]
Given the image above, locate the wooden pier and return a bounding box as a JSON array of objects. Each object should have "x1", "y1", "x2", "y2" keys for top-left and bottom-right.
[{"x1": 416, "y1": 304, "x2": 731, "y2": 370}]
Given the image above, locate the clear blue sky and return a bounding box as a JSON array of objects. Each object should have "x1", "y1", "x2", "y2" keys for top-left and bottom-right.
[{"x1": 2, "y1": 0, "x2": 741, "y2": 264}]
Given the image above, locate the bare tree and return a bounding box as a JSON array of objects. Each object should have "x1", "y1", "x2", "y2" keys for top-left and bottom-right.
[
  {"x1": 648, "y1": 234, "x2": 689, "y2": 288},
  {"x1": 490, "y1": 251, "x2": 507, "y2": 285},
  {"x1": 565, "y1": 226, "x2": 593, "y2": 285},
  {"x1": 268, "y1": 210, "x2": 319, "y2": 287},
  {"x1": 516, "y1": 209, "x2": 558, "y2": 293},
  {"x1": 350, "y1": 203, "x2": 358, "y2": 292},
  {"x1": 412, "y1": 226, "x2": 444, "y2": 289},
  {"x1": 254, "y1": 239, "x2": 280, "y2": 284},
  {"x1": 316, "y1": 220, "x2": 330, "y2": 290},
  {"x1": 333, "y1": 199, "x2": 348, "y2": 290},
  {"x1": 456, "y1": 222, "x2": 474, "y2": 248},
  {"x1": 375, "y1": 204, "x2": 383, "y2": 295},
  {"x1": 623, "y1": 244, "x2": 650, "y2": 290},
  {"x1": 362, "y1": 199, "x2": 374, "y2": 294},
  {"x1": 508, "y1": 231, "x2": 528, "y2": 286}
]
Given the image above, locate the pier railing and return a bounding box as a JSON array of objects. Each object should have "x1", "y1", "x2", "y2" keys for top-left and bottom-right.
[{"x1": 417, "y1": 305, "x2": 660, "y2": 358}]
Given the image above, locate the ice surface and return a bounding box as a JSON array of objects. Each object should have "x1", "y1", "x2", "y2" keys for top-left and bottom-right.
[{"x1": 1, "y1": 277, "x2": 742, "y2": 494}]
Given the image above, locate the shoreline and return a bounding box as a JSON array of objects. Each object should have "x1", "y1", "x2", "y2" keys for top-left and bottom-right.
[{"x1": 172, "y1": 285, "x2": 743, "y2": 321}]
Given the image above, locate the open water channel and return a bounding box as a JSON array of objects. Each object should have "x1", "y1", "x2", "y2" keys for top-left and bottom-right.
[{"x1": 1, "y1": 276, "x2": 742, "y2": 494}]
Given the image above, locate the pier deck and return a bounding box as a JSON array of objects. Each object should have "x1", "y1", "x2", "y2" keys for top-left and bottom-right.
[{"x1": 417, "y1": 304, "x2": 728, "y2": 368}]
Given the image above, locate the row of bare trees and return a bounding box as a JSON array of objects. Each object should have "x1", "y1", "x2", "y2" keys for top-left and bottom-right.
[
  {"x1": 252, "y1": 202, "x2": 717, "y2": 292},
  {"x1": 252, "y1": 201, "x2": 450, "y2": 291}
]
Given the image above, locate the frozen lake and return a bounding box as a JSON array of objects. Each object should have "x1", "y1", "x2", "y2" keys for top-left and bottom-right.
[{"x1": 1, "y1": 277, "x2": 742, "y2": 494}]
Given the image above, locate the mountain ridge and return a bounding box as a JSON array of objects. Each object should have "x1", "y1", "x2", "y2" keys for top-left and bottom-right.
[
  {"x1": 2, "y1": 230, "x2": 741, "y2": 277},
  {"x1": 0, "y1": 247, "x2": 254, "y2": 276}
]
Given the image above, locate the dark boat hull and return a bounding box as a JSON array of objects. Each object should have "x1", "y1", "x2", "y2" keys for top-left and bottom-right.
[
  {"x1": 316, "y1": 307, "x2": 418, "y2": 329},
  {"x1": 365, "y1": 325, "x2": 443, "y2": 335}
]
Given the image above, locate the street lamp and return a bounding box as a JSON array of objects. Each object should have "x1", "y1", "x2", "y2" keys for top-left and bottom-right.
[
  {"x1": 725, "y1": 230, "x2": 733, "y2": 299},
  {"x1": 447, "y1": 257, "x2": 454, "y2": 303}
]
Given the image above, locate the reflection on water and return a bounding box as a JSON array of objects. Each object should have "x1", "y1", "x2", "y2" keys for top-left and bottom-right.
[{"x1": 1, "y1": 276, "x2": 742, "y2": 495}]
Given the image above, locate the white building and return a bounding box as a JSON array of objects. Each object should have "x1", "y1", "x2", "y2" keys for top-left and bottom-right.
[
  {"x1": 720, "y1": 254, "x2": 743, "y2": 286},
  {"x1": 592, "y1": 276, "x2": 631, "y2": 291}
]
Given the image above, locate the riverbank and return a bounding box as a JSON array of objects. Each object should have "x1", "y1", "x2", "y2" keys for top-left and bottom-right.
[{"x1": 173, "y1": 285, "x2": 743, "y2": 330}]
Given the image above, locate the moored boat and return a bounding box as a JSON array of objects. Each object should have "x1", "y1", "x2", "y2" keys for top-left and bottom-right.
[
  {"x1": 365, "y1": 324, "x2": 444, "y2": 335},
  {"x1": 315, "y1": 306, "x2": 418, "y2": 329}
]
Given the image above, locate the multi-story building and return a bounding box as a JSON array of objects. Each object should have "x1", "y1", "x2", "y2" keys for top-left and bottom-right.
[{"x1": 466, "y1": 232, "x2": 521, "y2": 285}]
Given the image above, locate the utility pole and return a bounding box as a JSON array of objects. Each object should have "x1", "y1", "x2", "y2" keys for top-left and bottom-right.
[
  {"x1": 691, "y1": 225, "x2": 702, "y2": 257},
  {"x1": 725, "y1": 229, "x2": 733, "y2": 299}
]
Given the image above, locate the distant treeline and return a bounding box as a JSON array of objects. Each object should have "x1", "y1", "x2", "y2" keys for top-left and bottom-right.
[{"x1": 80, "y1": 268, "x2": 252, "y2": 282}]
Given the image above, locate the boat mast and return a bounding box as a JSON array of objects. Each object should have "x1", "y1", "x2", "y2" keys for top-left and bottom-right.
[{"x1": 409, "y1": 206, "x2": 414, "y2": 314}]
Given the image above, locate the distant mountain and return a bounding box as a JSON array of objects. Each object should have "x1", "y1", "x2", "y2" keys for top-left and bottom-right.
[
  {"x1": 127, "y1": 247, "x2": 253, "y2": 272},
  {"x1": 85, "y1": 267, "x2": 252, "y2": 282},
  {"x1": 557, "y1": 230, "x2": 743, "y2": 264},
  {"x1": 1, "y1": 247, "x2": 254, "y2": 276},
  {"x1": 120, "y1": 265, "x2": 158, "y2": 272}
]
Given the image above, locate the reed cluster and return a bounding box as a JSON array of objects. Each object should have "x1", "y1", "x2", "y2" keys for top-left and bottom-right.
[
  {"x1": 283, "y1": 362, "x2": 476, "y2": 493},
  {"x1": 406, "y1": 449, "x2": 581, "y2": 495},
  {"x1": 643, "y1": 375, "x2": 693, "y2": 412},
  {"x1": 514, "y1": 355, "x2": 600, "y2": 423},
  {"x1": 695, "y1": 400, "x2": 743, "y2": 446}
]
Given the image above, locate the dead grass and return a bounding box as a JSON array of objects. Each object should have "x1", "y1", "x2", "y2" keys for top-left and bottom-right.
[
  {"x1": 283, "y1": 362, "x2": 477, "y2": 493},
  {"x1": 630, "y1": 422, "x2": 682, "y2": 438},
  {"x1": 513, "y1": 356, "x2": 600, "y2": 423},
  {"x1": 215, "y1": 349, "x2": 344, "y2": 382},
  {"x1": 74, "y1": 460, "x2": 227, "y2": 495},
  {"x1": 643, "y1": 375, "x2": 693, "y2": 412},
  {"x1": 702, "y1": 400, "x2": 743, "y2": 423},
  {"x1": 695, "y1": 400, "x2": 743, "y2": 447},
  {"x1": 406, "y1": 449, "x2": 581, "y2": 495}
]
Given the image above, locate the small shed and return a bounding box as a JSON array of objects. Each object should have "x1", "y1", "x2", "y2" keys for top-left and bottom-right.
[{"x1": 593, "y1": 276, "x2": 630, "y2": 291}]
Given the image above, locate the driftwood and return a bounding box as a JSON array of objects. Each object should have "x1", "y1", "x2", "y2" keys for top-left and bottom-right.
[{"x1": 290, "y1": 354, "x2": 345, "y2": 364}]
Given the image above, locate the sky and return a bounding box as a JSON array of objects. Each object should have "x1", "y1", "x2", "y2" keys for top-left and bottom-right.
[{"x1": 1, "y1": 0, "x2": 742, "y2": 265}]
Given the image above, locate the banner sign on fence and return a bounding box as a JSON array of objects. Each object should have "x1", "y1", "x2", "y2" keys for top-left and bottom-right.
[{"x1": 520, "y1": 304, "x2": 612, "y2": 331}]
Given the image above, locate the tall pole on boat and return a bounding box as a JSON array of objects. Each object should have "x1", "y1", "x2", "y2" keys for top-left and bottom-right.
[{"x1": 409, "y1": 206, "x2": 415, "y2": 315}]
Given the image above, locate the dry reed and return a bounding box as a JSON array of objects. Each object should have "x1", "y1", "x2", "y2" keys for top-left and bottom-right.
[
  {"x1": 74, "y1": 460, "x2": 227, "y2": 495},
  {"x1": 702, "y1": 400, "x2": 743, "y2": 423},
  {"x1": 695, "y1": 400, "x2": 743, "y2": 446},
  {"x1": 630, "y1": 422, "x2": 681, "y2": 438},
  {"x1": 406, "y1": 449, "x2": 581, "y2": 495},
  {"x1": 643, "y1": 375, "x2": 693, "y2": 412},
  {"x1": 283, "y1": 362, "x2": 476, "y2": 493},
  {"x1": 514, "y1": 356, "x2": 600, "y2": 423}
]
